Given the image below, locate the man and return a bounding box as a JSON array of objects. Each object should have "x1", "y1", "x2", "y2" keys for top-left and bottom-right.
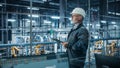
[{"x1": 62, "y1": 7, "x2": 89, "y2": 68}]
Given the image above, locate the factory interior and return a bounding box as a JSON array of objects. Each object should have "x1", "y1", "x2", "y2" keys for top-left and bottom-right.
[{"x1": 0, "y1": 0, "x2": 120, "y2": 68}]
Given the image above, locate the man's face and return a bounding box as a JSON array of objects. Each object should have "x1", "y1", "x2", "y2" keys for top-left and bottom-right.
[{"x1": 72, "y1": 14, "x2": 83, "y2": 24}]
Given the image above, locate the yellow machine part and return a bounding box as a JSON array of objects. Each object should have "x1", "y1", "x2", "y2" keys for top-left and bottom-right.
[
  {"x1": 11, "y1": 46, "x2": 19, "y2": 57},
  {"x1": 106, "y1": 41, "x2": 116, "y2": 56},
  {"x1": 35, "y1": 44, "x2": 42, "y2": 55}
]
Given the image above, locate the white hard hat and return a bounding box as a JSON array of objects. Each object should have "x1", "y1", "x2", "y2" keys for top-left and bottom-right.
[{"x1": 71, "y1": 7, "x2": 86, "y2": 18}]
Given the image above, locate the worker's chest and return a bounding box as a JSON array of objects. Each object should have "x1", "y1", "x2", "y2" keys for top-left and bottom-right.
[{"x1": 67, "y1": 29, "x2": 79, "y2": 43}]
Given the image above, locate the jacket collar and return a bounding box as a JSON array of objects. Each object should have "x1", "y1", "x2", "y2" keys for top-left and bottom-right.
[
  {"x1": 67, "y1": 23, "x2": 83, "y2": 39},
  {"x1": 72, "y1": 23, "x2": 83, "y2": 30}
]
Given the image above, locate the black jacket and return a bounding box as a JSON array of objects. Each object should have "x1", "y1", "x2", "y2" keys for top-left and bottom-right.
[{"x1": 67, "y1": 23, "x2": 89, "y2": 61}]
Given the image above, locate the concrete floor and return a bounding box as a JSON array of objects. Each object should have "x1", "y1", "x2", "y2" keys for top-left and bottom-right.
[{"x1": 1, "y1": 59, "x2": 97, "y2": 68}]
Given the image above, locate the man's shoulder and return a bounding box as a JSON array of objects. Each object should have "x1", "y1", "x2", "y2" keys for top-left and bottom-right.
[
  {"x1": 79, "y1": 25, "x2": 88, "y2": 31},
  {"x1": 78, "y1": 26, "x2": 89, "y2": 34}
]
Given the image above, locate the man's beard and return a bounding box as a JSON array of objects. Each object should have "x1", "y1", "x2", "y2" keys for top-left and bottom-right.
[{"x1": 72, "y1": 19, "x2": 82, "y2": 24}]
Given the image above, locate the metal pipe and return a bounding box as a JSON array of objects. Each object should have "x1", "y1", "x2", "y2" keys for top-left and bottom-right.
[
  {"x1": 0, "y1": 11, "x2": 71, "y2": 19},
  {"x1": 6, "y1": 13, "x2": 8, "y2": 44},
  {"x1": 1, "y1": 7, "x2": 4, "y2": 44},
  {"x1": 0, "y1": 3, "x2": 59, "y2": 11},
  {"x1": 0, "y1": 42, "x2": 56, "y2": 47},
  {"x1": 30, "y1": 0, "x2": 32, "y2": 55}
]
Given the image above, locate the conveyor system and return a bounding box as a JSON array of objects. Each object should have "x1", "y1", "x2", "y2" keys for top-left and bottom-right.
[{"x1": 0, "y1": 53, "x2": 68, "y2": 68}]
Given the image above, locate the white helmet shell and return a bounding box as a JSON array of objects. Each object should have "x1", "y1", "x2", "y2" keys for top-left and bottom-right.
[{"x1": 71, "y1": 8, "x2": 86, "y2": 18}]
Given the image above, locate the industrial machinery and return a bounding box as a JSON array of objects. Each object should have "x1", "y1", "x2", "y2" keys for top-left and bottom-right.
[
  {"x1": 106, "y1": 41, "x2": 117, "y2": 56},
  {"x1": 11, "y1": 46, "x2": 19, "y2": 57},
  {"x1": 93, "y1": 40, "x2": 103, "y2": 54},
  {"x1": 35, "y1": 44, "x2": 45, "y2": 55}
]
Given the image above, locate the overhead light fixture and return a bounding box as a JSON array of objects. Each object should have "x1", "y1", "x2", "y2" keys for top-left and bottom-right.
[
  {"x1": 101, "y1": 20, "x2": 106, "y2": 23},
  {"x1": 108, "y1": 12, "x2": 115, "y2": 15},
  {"x1": 22, "y1": 19, "x2": 29, "y2": 21},
  {"x1": 26, "y1": 20, "x2": 36, "y2": 23},
  {"x1": 108, "y1": 12, "x2": 111, "y2": 14},
  {"x1": 87, "y1": 24, "x2": 92, "y2": 26},
  {"x1": 116, "y1": 13, "x2": 120, "y2": 15},
  {"x1": 27, "y1": 7, "x2": 39, "y2": 10},
  {"x1": 96, "y1": 24, "x2": 100, "y2": 27},
  {"x1": 28, "y1": 14, "x2": 39, "y2": 17},
  {"x1": 23, "y1": 19, "x2": 36, "y2": 23},
  {"x1": 44, "y1": 20, "x2": 51, "y2": 24},
  {"x1": 94, "y1": 35, "x2": 98, "y2": 39},
  {"x1": 111, "y1": 21, "x2": 116, "y2": 24},
  {"x1": 50, "y1": 2, "x2": 59, "y2": 6},
  {"x1": 51, "y1": 16, "x2": 60, "y2": 19},
  {"x1": 108, "y1": 12, "x2": 120, "y2": 16},
  {"x1": 0, "y1": 4, "x2": 2, "y2": 6},
  {"x1": 113, "y1": 25, "x2": 118, "y2": 28},
  {"x1": 91, "y1": 8, "x2": 98, "y2": 11},
  {"x1": 43, "y1": 0, "x2": 47, "y2": 2},
  {"x1": 7, "y1": 19, "x2": 16, "y2": 22}
]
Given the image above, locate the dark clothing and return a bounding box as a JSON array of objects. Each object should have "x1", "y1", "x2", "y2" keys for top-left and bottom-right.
[{"x1": 67, "y1": 23, "x2": 89, "y2": 68}]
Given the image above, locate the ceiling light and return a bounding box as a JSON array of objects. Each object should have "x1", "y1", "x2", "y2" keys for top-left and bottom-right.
[
  {"x1": 0, "y1": 4, "x2": 2, "y2": 6},
  {"x1": 51, "y1": 16, "x2": 60, "y2": 19},
  {"x1": 116, "y1": 13, "x2": 120, "y2": 15},
  {"x1": 22, "y1": 19, "x2": 29, "y2": 21},
  {"x1": 7, "y1": 19, "x2": 16, "y2": 22},
  {"x1": 27, "y1": 7, "x2": 39, "y2": 10},
  {"x1": 101, "y1": 20, "x2": 106, "y2": 23},
  {"x1": 28, "y1": 14, "x2": 39, "y2": 17},
  {"x1": 112, "y1": 12, "x2": 115, "y2": 14},
  {"x1": 43, "y1": 0, "x2": 47, "y2": 2},
  {"x1": 24, "y1": 19, "x2": 36, "y2": 23},
  {"x1": 44, "y1": 20, "x2": 51, "y2": 24},
  {"x1": 111, "y1": 21, "x2": 116, "y2": 24},
  {"x1": 108, "y1": 12, "x2": 120, "y2": 15},
  {"x1": 108, "y1": 12, "x2": 111, "y2": 14},
  {"x1": 108, "y1": 12, "x2": 115, "y2": 14},
  {"x1": 113, "y1": 25, "x2": 118, "y2": 28},
  {"x1": 26, "y1": 20, "x2": 36, "y2": 23},
  {"x1": 96, "y1": 24, "x2": 100, "y2": 27},
  {"x1": 87, "y1": 24, "x2": 92, "y2": 26},
  {"x1": 94, "y1": 36, "x2": 98, "y2": 39}
]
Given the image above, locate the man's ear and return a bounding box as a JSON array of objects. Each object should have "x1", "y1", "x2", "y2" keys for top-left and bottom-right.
[{"x1": 81, "y1": 17, "x2": 84, "y2": 22}]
